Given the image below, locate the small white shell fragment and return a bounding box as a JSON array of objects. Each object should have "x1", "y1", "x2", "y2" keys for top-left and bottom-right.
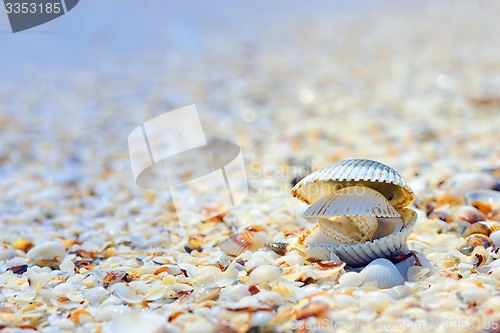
[
  {"x1": 84, "y1": 287, "x2": 108, "y2": 307},
  {"x1": 359, "y1": 258, "x2": 405, "y2": 288},
  {"x1": 304, "y1": 186, "x2": 400, "y2": 218},
  {"x1": 406, "y1": 266, "x2": 430, "y2": 282},
  {"x1": 338, "y1": 271, "x2": 362, "y2": 287},
  {"x1": 110, "y1": 310, "x2": 168, "y2": 333},
  {"x1": 111, "y1": 283, "x2": 143, "y2": 304},
  {"x1": 251, "y1": 310, "x2": 274, "y2": 326},
  {"x1": 26, "y1": 241, "x2": 66, "y2": 268},
  {"x1": 443, "y1": 172, "x2": 497, "y2": 195},
  {"x1": 465, "y1": 189, "x2": 500, "y2": 205},
  {"x1": 275, "y1": 254, "x2": 305, "y2": 267},
  {"x1": 359, "y1": 291, "x2": 393, "y2": 312},
  {"x1": 0, "y1": 249, "x2": 17, "y2": 261},
  {"x1": 457, "y1": 286, "x2": 489, "y2": 306},
  {"x1": 384, "y1": 285, "x2": 412, "y2": 300},
  {"x1": 248, "y1": 265, "x2": 282, "y2": 285},
  {"x1": 490, "y1": 230, "x2": 500, "y2": 247}
]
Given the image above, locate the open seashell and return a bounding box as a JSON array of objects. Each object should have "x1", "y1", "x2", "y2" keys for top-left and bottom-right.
[
  {"x1": 292, "y1": 159, "x2": 414, "y2": 209},
  {"x1": 220, "y1": 231, "x2": 267, "y2": 257},
  {"x1": 293, "y1": 159, "x2": 417, "y2": 267},
  {"x1": 359, "y1": 258, "x2": 405, "y2": 288}
]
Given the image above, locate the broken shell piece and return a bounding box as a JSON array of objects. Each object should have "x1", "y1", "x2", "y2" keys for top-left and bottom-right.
[
  {"x1": 220, "y1": 231, "x2": 267, "y2": 257},
  {"x1": 465, "y1": 234, "x2": 493, "y2": 248},
  {"x1": 488, "y1": 209, "x2": 500, "y2": 222},
  {"x1": 303, "y1": 186, "x2": 401, "y2": 218},
  {"x1": 359, "y1": 258, "x2": 405, "y2": 288},
  {"x1": 26, "y1": 241, "x2": 66, "y2": 268},
  {"x1": 265, "y1": 242, "x2": 289, "y2": 256},
  {"x1": 454, "y1": 206, "x2": 487, "y2": 223},
  {"x1": 292, "y1": 159, "x2": 414, "y2": 209}
]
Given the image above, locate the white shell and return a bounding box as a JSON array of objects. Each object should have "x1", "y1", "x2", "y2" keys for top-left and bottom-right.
[
  {"x1": 26, "y1": 241, "x2": 66, "y2": 268},
  {"x1": 465, "y1": 189, "x2": 500, "y2": 205},
  {"x1": 303, "y1": 186, "x2": 400, "y2": 218},
  {"x1": 490, "y1": 230, "x2": 500, "y2": 247},
  {"x1": 443, "y1": 172, "x2": 498, "y2": 195},
  {"x1": 359, "y1": 258, "x2": 405, "y2": 288},
  {"x1": 292, "y1": 159, "x2": 414, "y2": 209},
  {"x1": 111, "y1": 283, "x2": 143, "y2": 304},
  {"x1": 302, "y1": 208, "x2": 416, "y2": 267}
]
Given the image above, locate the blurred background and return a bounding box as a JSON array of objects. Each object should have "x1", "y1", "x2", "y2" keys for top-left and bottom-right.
[{"x1": 1, "y1": 0, "x2": 499, "y2": 195}]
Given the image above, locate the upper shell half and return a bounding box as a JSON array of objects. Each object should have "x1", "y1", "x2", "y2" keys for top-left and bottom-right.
[{"x1": 292, "y1": 159, "x2": 414, "y2": 209}]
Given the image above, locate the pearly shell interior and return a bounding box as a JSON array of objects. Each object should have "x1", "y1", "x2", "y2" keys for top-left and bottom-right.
[{"x1": 292, "y1": 159, "x2": 414, "y2": 209}]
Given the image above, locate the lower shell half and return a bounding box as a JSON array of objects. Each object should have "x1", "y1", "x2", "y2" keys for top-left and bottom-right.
[{"x1": 299, "y1": 208, "x2": 417, "y2": 267}]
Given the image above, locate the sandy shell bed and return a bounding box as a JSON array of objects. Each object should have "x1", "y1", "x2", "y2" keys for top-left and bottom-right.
[{"x1": 1, "y1": 1, "x2": 500, "y2": 332}]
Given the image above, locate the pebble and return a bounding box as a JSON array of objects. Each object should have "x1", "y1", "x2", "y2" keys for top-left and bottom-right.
[
  {"x1": 338, "y1": 272, "x2": 362, "y2": 288},
  {"x1": 248, "y1": 265, "x2": 282, "y2": 285}
]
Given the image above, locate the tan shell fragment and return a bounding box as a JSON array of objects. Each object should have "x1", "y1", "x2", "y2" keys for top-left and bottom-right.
[{"x1": 292, "y1": 159, "x2": 414, "y2": 209}]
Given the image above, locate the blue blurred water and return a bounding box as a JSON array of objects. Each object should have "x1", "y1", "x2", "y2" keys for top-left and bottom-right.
[{"x1": 0, "y1": 0, "x2": 367, "y2": 82}]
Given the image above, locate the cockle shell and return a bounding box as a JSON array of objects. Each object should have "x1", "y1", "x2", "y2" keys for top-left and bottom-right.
[
  {"x1": 359, "y1": 258, "x2": 405, "y2": 288},
  {"x1": 303, "y1": 186, "x2": 400, "y2": 218},
  {"x1": 293, "y1": 159, "x2": 416, "y2": 267},
  {"x1": 464, "y1": 223, "x2": 490, "y2": 237},
  {"x1": 299, "y1": 208, "x2": 416, "y2": 267},
  {"x1": 292, "y1": 159, "x2": 414, "y2": 209},
  {"x1": 220, "y1": 231, "x2": 267, "y2": 257}
]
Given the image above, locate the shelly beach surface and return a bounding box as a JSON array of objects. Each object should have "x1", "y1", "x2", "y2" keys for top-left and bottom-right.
[{"x1": 1, "y1": 1, "x2": 500, "y2": 332}]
